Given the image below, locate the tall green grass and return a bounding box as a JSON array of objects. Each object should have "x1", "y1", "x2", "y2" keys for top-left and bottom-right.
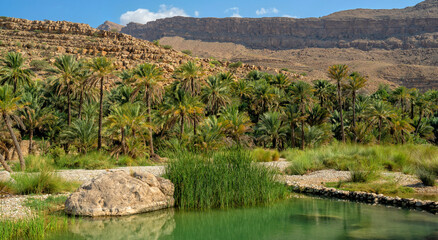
[
  {"x1": 252, "y1": 148, "x2": 280, "y2": 162},
  {"x1": 6, "y1": 170, "x2": 79, "y2": 195},
  {"x1": 165, "y1": 149, "x2": 288, "y2": 210},
  {"x1": 0, "y1": 196, "x2": 74, "y2": 240},
  {"x1": 285, "y1": 143, "x2": 438, "y2": 176}
]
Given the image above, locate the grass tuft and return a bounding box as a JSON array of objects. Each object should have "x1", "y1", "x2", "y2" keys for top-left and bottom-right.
[
  {"x1": 252, "y1": 148, "x2": 280, "y2": 162},
  {"x1": 165, "y1": 149, "x2": 287, "y2": 210}
]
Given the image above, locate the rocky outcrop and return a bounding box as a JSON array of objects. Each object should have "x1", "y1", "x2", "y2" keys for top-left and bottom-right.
[
  {"x1": 290, "y1": 184, "x2": 438, "y2": 214},
  {"x1": 120, "y1": 0, "x2": 438, "y2": 50},
  {"x1": 97, "y1": 21, "x2": 124, "y2": 32},
  {"x1": 0, "y1": 17, "x2": 296, "y2": 81},
  {"x1": 65, "y1": 171, "x2": 175, "y2": 217},
  {"x1": 0, "y1": 171, "x2": 10, "y2": 182}
]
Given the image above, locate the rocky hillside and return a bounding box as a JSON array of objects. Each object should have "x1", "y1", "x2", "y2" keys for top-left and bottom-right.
[
  {"x1": 119, "y1": 0, "x2": 438, "y2": 50},
  {"x1": 97, "y1": 21, "x2": 124, "y2": 32},
  {"x1": 0, "y1": 17, "x2": 296, "y2": 82}
]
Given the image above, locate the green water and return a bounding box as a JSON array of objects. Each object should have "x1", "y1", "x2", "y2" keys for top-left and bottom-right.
[{"x1": 52, "y1": 196, "x2": 437, "y2": 240}]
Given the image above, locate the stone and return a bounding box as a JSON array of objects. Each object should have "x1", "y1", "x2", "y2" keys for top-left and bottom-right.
[
  {"x1": 65, "y1": 170, "x2": 174, "y2": 217},
  {"x1": 0, "y1": 171, "x2": 11, "y2": 182}
]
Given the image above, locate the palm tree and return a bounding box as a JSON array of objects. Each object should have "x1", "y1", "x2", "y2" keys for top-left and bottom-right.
[
  {"x1": 283, "y1": 104, "x2": 304, "y2": 148},
  {"x1": 162, "y1": 89, "x2": 204, "y2": 140},
  {"x1": 201, "y1": 76, "x2": 231, "y2": 116},
  {"x1": 290, "y1": 81, "x2": 313, "y2": 150},
  {"x1": 251, "y1": 80, "x2": 279, "y2": 119},
  {"x1": 328, "y1": 64, "x2": 349, "y2": 143},
  {"x1": 313, "y1": 80, "x2": 335, "y2": 109},
  {"x1": 192, "y1": 116, "x2": 226, "y2": 151},
  {"x1": 132, "y1": 63, "x2": 164, "y2": 157},
  {"x1": 60, "y1": 117, "x2": 98, "y2": 154},
  {"x1": 19, "y1": 92, "x2": 56, "y2": 154},
  {"x1": 219, "y1": 106, "x2": 253, "y2": 146},
  {"x1": 345, "y1": 72, "x2": 367, "y2": 142},
  {"x1": 256, "y1": 111, "x2": 287, "y2": 149},
  {"x1": 366, "y1": 101, "x2": 395, "y2": 144},
  {"x1": 174, "y1": 61, "x2": 203, "y2": 96},
  {"x1": 0, "y1": 52, "x2": 34, "y2": 93},
  {"x1": 88, "y1": 57, "x2": 114, "y2": 150},
  {"x1": 75, "y1": 65, "x2": 95, "y2": 120},
  {"x1": 392, "y1": 86, "x2": 410, "y2": 115},
  {"x1": 52, "y1": 55, "x2": 80, "y2": 126},
  {"x1": 0, "y1": 85, "x2": 26, "y2": 170},
  {"x1": 391, "y1": 115, "x2": 414, "y2": 144}
]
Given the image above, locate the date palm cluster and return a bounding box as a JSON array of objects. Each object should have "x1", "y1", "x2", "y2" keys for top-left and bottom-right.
[{"x1": 0, "y1": 52, "x2": 437, "y2": 172}]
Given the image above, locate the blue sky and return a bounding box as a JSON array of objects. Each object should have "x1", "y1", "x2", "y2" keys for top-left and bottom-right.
[{"x1": 0, "y1": 0, "x2": 424, "y2": 27}]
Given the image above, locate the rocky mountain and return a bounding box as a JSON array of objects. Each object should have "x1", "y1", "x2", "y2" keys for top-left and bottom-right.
[
  {"x1": 97, "y1": 21, "x2": 123, "y2": 32},
  {"x1": 0, "y1": 17, "x2": 295, "y2": 83},
  {"x1": 119, "y1": 0, "x2": 438, "y2": 50}
]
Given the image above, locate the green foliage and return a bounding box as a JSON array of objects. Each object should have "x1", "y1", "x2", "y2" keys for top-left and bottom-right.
[
  {"x1": 181, "y1": 50, "x2": 192, "y2": 56},
  {"x1": 165, "y1": 149, "x2": 287, "y2": 209},
  {"x1": 228, "y1": 61, "x2": 242, "y2": 68},
  {"x1": 162, "y1": 45, "x2": 172, "y2": 50},
  {"x1": 285, "y1": 143, "x2": 438, "y2": 178},
  {"x1": 6, "y1": 169, "x2": 78, "y2": 194},
  {"x1": 325, "y1": 181, "x2": 414, "y2": 196},
  {"x1": 152, "y1": 40, "x2": 160, "y2": 46},
  {"x1": 416, "y1": 169, "x2": 437, "y2": 186},
  {"x1": 29, "y1": 59, "x2": 50, "y2": 71},
  {"x1": 209, "y1": 60, "x2": 222, "y2": 66},
  {"x1": 252, "y1": 148, "x2": 280, "y2": 162}
]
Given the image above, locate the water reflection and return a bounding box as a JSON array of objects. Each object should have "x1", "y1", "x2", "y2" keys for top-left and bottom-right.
[
  {"x1": 53, "y1": 197, "x2": 438, "y2": 240},
  {"x1": 55, "y1": 209, "x2": 175, "y2": 240}
]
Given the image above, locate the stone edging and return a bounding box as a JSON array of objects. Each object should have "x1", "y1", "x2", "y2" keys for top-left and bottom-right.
[{"x1": 289, "y1": 184, "x2": 438, "y2": 215}]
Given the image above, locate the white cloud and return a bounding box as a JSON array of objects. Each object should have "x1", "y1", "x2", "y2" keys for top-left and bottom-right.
[
  {"x1": 256, "y1": 7, "x2": 279, "y2": 15},
  {"x1": 194, "y1": 11, "x2": 199, "y2": 17},
  {"x1": 225, "y1": 7, "x2": 241, "y2": 18},
  {"x1": 120, "y1": 4, "x2": 188, "y2": 25}
]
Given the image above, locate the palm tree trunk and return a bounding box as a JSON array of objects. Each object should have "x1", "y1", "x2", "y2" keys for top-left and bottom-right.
[
  {"x1": 121, "y1": 127, "x2": 125, "y2": 154},
  {"x1": 193, "y1": 119, "x2": 197, "y2": 136},
  {"x1": 180, "y1": 115, "x2": 185, "y2": 140},
  {"x1": 0, "y1": 153, "x2": 12, "y2": 173},
  {"x1": 415, "y1": 109, "x2": 423, "y2": 135},
  {"x1": 301, "y1": 120, "x2": 305, "y2": 150},
  {"x1": 78, "y1": 86, "x2": 84, "y2": 119},
  {"x1": 290, "y1": 122, "x2": 295, "y2": 148},
  {"x1": 28, "y1": 127, "x2": 33, "y2": 154},
  {"x1": 145, "y1": 90, "x2": 154, "y2": 156},
  {"x1": 352, "y1": 91, "x2": 356, "y2": 142},
  {"x1": 410, "y1": 102, "x2": 414, "y2": 119},
  {"x1": 3, "y1": 113, "x2": 25, "y2": 171},
  {"x1": 67, "y1": 83, "x2": 71, "y2": 126},
  {"x1": 378, "y1": 117, "x2": 382, "y2": 144},
  {"x1": 272, "y1": 138, "x2": 277, "y2": 149},
  {"x1": 98, "y1": 77, "x2": 104, "y2": 150},
  {"x1": 337, "y1": 81, "x2": 345, "y2": 143}
]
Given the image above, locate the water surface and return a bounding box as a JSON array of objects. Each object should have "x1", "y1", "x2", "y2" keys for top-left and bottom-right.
[{"x1": 52, "y1": 196, "x2": 437, "y2": 240}]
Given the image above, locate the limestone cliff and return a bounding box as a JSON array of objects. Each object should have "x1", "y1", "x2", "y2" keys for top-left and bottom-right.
[{"x1": 120, "y1": 0, "x2": 438, "y2": 50}]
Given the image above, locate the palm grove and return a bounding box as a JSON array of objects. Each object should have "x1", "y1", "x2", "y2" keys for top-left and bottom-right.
[{"x1": 1, "y1": 51, "x2": 437, "y2": 172}]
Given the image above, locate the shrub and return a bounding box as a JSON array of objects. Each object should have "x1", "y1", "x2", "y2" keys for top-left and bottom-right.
[
  {"x1": 228, "y1": 61, "x2": 242, "y2": 68},
  {"x1": 153, "y1": 40, "x2": 160, "y2": 46},
  {"x1": 30, "y1": 59, "x2": 50, "y2": 71},
  {"x1": 252, "y1": 148, "x2": 280, "y2": 162},
  {"x1": 165, "y1": 149, "x2": 287, "y2": 209},
  {"x1": 7, "y1": 169, "x2": 78, "y2": 195},
  {"x1": 162, "y1": 45, "x2": 172, "y2": 50},
  {"x1": 209, "y1": 60, "x2": 221, "y2": 66},
  {"x1": 181, "y1": 50, "x2": 192, "y2": 56},
  {"x1": 417, "y1": 169, "x2": 437, "y2": 186}
]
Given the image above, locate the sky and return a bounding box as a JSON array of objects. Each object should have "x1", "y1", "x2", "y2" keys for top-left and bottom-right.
[{"x1": 0, "y1": 0, "x2": 424, "y2": 27}]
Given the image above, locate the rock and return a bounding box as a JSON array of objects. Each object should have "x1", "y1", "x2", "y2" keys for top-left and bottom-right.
[
  {"x1": 0, "y1": 171, "x2": 10, "y2": 182},
  {"x1": 65, "y1": 170, "x2": 174, "y2": 217}
]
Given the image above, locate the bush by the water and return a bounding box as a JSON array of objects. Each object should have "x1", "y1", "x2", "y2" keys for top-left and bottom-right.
[
  {"x1": 252, "y1": 148, "x2": 280, "y2": 162},
  {"x1": 165, "y1": 149, "x2": 287, "y2": 209},
  {"x1": 5, "y1": 169, "x2": 78, "y2": 195},
  {"x1": 285, "y1": 143, "x2": 438, "y2": 177}
]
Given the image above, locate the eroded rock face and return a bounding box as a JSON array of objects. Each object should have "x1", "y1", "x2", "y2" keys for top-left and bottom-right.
[
  {"x1": 65, "y1": 170, "x2": 174, "y2": 217},
  {"x1": 121, "y1": 0, "x2": 438, "y2": 50}
]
